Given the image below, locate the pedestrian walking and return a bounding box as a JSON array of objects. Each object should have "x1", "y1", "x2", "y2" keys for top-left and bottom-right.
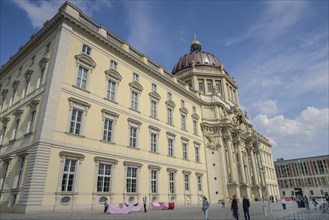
[
  {"x1": 242, "y1": 196, "x2": 250, "y2": 220},
  {"x1": 231, "y1": 195, "x2": 239, "y2": 220},
  {"x1": 304, "y1": 196, "x2": 310, "y2": 210},
  {"x1": 280, "y1": 198, "x2": 286, "y2": 210},
  {"x1": 312, "y1": 197, "x2": 318, "y2": 210},
  {"x1": 103, "y1": 198, "x2": 109, "y2": 213},
  {"x1": 202, "y1": 196, "x2": 210, "y2": 220},
  {"x1": 143, "y1": 196, "x2": 147, "y2": 212},
  {"x1": 222, "y1": 199, "x2": 225, "y2": 208}
]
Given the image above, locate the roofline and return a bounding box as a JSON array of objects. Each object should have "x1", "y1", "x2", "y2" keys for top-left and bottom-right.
[{"x1": 274, "y1": 154, "x2": 329, "y2": 164}]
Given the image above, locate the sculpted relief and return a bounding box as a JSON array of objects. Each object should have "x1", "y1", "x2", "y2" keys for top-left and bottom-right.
[{"x1": 203, "y1": 129, "x2": 221, "y2": 151}]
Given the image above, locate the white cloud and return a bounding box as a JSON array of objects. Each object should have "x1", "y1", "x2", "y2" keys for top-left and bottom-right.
[
  {"x1": 253, "y1": 107, "x2": 329, "y2": 159},
  {"x1": 252, "y1": 100, "x2": 278, "y2": 116},
  {"x1": 12, "y1": 0, "x2": 112, "y2": 29}
]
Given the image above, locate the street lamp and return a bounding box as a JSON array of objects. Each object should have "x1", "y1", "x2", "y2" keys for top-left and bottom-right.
[{"x1": 256, "y1": 138, "x2": 272, "y2": 215}]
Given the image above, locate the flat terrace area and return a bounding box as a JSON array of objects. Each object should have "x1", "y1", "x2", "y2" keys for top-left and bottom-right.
[{"x1": 1, "y1": 201, "x2": 328, "y2": 220}]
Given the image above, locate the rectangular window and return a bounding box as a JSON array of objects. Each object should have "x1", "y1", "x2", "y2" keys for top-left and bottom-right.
[
  {"x1": 150, "y1": 133, "x2": 157, "y2": 152},
  {"x1": 0, "y1": 125, "x2": 7, "y2": 145},
  {"x1": 69, "y1": 109, "x2": 83, "y2": 135},
  {"x1": 129, "y1": 126, "x2": 137, "y2": 147},
  {"x1": 184, "y1": 174, "x2": 189, "y2": 191},
  {"x1": 131, "y1": 91, "x2": 138, "y2": 110},
  {"x1": 197, "y1": 176, "x2": 202, "y2": 191},
  {"x1": 181, "y1": 100, "x2": 185, "y2": 107},
  {"x1": 126, "y1": 167, "x2": 137, "y2": 193},
  {"x1": 111, "y1": 60, "x2": 117, "y2": 70},
  {"x1": 28, "y1": 111, "x2": 36, "y2": 133},
  {"x1": 12, "y1": 119, "x2": 20, "y2": 139},
  {"x1": 192, "y1": 106, "x2": 196, "y2": 113},
  {"x1": 10, "y1": 89, "x2": 17, "y2": 106},
  {"x1": 168, "y1": 138, "x2": 174, "y2": 156},
  {"x1": 82, "y1": 44, "x2": 91, "y2": 55},
  {"x1": 195, "y1": 146, "x2": 200, "y2": 162},
  {"x1": 107, "y1": 80, "x2": 116, "y2": 101},
  {"x1": 1, "y1": 161, "x2": 9, "y2": 190},
  {"x1": 61, "y1": 159, "x2": 76, "y2": 191},
  {"x1": 167, "y1": 92, "x2": 172, "y2": 100},
  {"x1": 169, "y1": 172, "x2": 175, "y2": 194},
  {"x1": 103, "y1": 118, "x2": 113, "y2": 142},
  {"x1": 193, "y1": 120, "x2": 197, "y2": 134},
  {"x1": 182, "y1": 142, "x2": 188, "y2": 160},
  {"x1": 152, "y1": 83, "x2": 157, "y2": 92},
  {"x1": 76, "y1": 66, "x2": 88, "y2": 89},
  {"x1": 181, "y1": 114, "x2": 186, "y2": 130},
  {"x1": 215, "y1": 80, "x2": 222, "y2": 93},
  {"x1": 30, "y1": 55, "x2": 35, "y2": 65},
  {"x1": 167, "y1": 108, "x2": 173, "y2": 125},
  {"x1": 97, "y1": 163, "x2": 111, "y2": 192},
  {"x1": 198, "y1": 80, "x2": 204, "y2": 92},
  {"x1": 24, "y1": 80, "x2": 30, "y2": 96},
  {"x1": 133, "y1": 73, "x2": 139, "y2": 81},
  {"x1": 207, "y1": 80, "x2": 212, "y2": 92},
  {"x1": 38, "y1": 69, "x2": 45, "y2": 88},
  {"x1": 45, "y1": 42, "x2": 51, "y2": 54},
  {"x1": 151, "y1": 100, "x2": 157, "y2": 118},
  {"x1": 151, "y1": 169, "x2": 157, "y2": 194},
  {"x1": 16, "y1": 157, "x2": 25, "y2": 188}
]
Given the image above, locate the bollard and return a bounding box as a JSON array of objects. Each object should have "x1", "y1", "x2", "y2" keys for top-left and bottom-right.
[{"x1": 262, "y1": 205, "x2": 267, "y2": 216}]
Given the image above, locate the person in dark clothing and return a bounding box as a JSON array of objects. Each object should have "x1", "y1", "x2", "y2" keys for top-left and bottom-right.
[
  {"x1": 143, "y1": 196, "x2": 147, "y2": 212},
  {"x1": 231, "y1": 195, "x2": 239, "y2": 220},
  {"x1": 242, "y1": 196, "x2": 250, "y2": 220}
]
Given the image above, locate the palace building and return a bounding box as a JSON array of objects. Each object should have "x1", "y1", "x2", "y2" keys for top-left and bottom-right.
[
  {"x1": 274, "y1": 155, "x2": 329, "y2": 199},
  {"x1": 0, "y1": 2, "x2": 279, "y2": 213}
]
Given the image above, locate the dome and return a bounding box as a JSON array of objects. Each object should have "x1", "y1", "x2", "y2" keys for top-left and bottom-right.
[{"x1": 172, "y1": 36, "x2": 222, "y2": 75}]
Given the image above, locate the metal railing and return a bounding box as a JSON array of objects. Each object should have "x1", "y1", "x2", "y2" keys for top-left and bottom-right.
[{"x1": 277, "y1": 209, "x2": 329, "y2": 220}]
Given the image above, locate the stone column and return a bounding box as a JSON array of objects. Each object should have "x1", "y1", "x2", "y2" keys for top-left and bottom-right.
[
  {"x1": 257, "y1": 151, "x2": 265, "y2": 186},
  {"x1": 249, "y1": 150, "x2": 259, "y2": 185},
  {"x1": 225, "y1": 133, "x2": 236, "y2": 183},
  {"x1": 236, "y1": 142, "x2": 246, "y2": 184}
]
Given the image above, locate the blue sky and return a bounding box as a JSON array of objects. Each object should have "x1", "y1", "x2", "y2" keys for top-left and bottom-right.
[{"x1": 1, "y1": 0, "x2": 328, "y2": 160}]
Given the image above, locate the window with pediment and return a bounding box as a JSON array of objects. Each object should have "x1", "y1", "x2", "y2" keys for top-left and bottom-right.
[
  {"x1": 67, "y1": 98, "x2": 91, "y2": 136},
  {"x1": 104, "y1": 69, "x2": 122, "y2": 102},
  {"x1": 101, "y1": 109, "x2": 119, "y2": 142},
  {"x1": 129, "y1": 81, "x2": 143, "y2": 111},
  {"x1": 74, "y1": 54, "x2": 96, "y2": 91}
]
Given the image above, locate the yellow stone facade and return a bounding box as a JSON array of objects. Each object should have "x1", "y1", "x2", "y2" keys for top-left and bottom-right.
[{"x1": 0, "y1": 2, "x2": 279, "y2": 213}]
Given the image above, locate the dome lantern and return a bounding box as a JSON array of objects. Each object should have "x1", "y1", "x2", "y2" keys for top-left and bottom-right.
[{"x1": 190, "y1": 34, "x2": 202, "y2": 52}]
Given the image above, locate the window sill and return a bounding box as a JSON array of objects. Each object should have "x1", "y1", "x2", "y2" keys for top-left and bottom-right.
[
  {"x1": 149, "y1": 116, "x2": 159, "y2": 120},
  {"x1": 100, "y1": 140, "x2": 115, "y2": 145},
  {"x1": 129, "y1": 108, "x2": 141, "y2": 113},
  {"x1": 9, "y1": 139, "x2": 16, "y2": 144},
  {"x1": 149, "y1": 151, "x2": 159, "y2": 154},
  {"x1": 167, "y1": 155, "x2": 176, "y2": 158},
  {"x1": 182, "y1": 158, "x2": 190, "y2": 161},
  {"x1": 167, "y1": 123, "x2": 175, "y2": 127},
  {"x1": 72, "y1": 85, "x2": 91, "y2": 93},
  {"x1": 181, "y1": 128, "x2": 188, "y2": 132},
  {"x1": 65, "y1": 132, "x2": 85, "y2": 138},
  {"x1": 92, "y1": 192, "x2": 114, "y2": 196},
  {"x1": 24, "y1": 132, "x2": 33, "y2": 137},
  {"x1": 55, "y1": 192, "x2": 79, "y2": 195},
  {"x1": 103, "y1": 97, "x2": 118, "y2": 104},
  {"x1": 127, "y1": 146, "x2": 140, "y2": 150}
]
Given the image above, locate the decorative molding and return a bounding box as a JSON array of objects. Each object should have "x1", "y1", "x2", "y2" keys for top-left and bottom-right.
[
  {"x1": 101, "y1": 109, "x2": 119, "y2": 118},
  {"x1": 148, "y1": 125, "x2": 160, "y2": 132},
  {"x1": 148, "y1": 165, "x2": 161, "y2": 170},
  {"x1": 127, "y1": 118, "x2": 142, "y2": 125},
  {"x1": 24, "y1": 70, "x2": 33, "y2": 81},
  {"x1": 148, "y1": 91, "x2": 161, "y2": 100},
  {"x1": 94, "y1": 157, "x2": 118, "y2": 165},
  {"x1": 165, "y1": 100, "x2": 176, "y2": 108},
  {"x1": 182, "y1": 170, "x2": 191, "y2": 175},
  {"x1": 191, "y1": 113, "x2": 200, "y2": 120},
  {"x1": 104, "y1": 69, "x2": 122, "y2": 82},
  {"x1": 166, "y1": 168, "x2": 178, "y2": 172},
  {"x1": 74, "y1": 54, "x2": 96, "y2": 68},
  {"x1": 38, "y1": 57, "x2": 49, "y2": 69},
  {"x1": 129, "y1": 81, "x2": 143, "y2": 92},
  {"x1": 123, "y1": 161, "x2": 143, "y2": 168},
  {"x1": 59, "y1": 151, "x2": 85, "y2": 160},
  {"x1": 179, "y1": 107, "x2": 189, "y2": 114}
]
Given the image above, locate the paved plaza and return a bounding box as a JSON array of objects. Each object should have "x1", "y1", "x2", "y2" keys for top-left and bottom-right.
[{"x1": 1, "y1": 201, "x2": 328, "y2": 220}]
